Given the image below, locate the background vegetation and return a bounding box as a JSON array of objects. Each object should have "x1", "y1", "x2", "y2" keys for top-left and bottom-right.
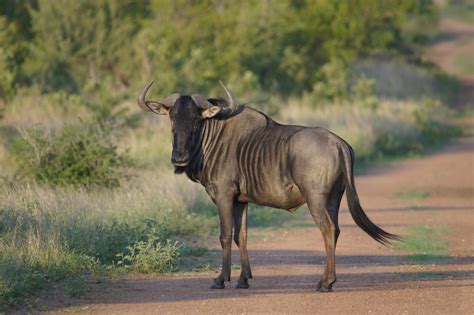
[{"x1": 0, "y1": 0, "x2": 469, "y2": 309}]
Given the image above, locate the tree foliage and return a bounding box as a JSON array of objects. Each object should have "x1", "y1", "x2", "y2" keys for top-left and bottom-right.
[{"x1": 0, "y1": 0, "x2": 437, "y2": 100}]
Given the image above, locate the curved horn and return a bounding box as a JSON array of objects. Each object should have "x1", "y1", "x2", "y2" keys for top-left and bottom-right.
[
  {"x1": 191, "y1": 94, "x2": 213, "y2": 109},
  {"x1": 138, "y1": 78, "x2": 180, "y2": 113},
  {"x1": 138, "y1": 77, "x2": 157, "y2": 112},
  {"x1": 219, "y1": 80, "x2": 237, "y2": 111},
  {"x1": 161, "y1": 93, "x2": 181, "y2": 108}
]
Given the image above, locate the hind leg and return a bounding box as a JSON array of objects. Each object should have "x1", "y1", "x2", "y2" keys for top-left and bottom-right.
[
  {"x1": 306, "y1": 193, "x2": 337, "y2": 292},
  {"x1": 326, "y1": 176, "x2": 345, "y2": 247},
  {"x1": 303, "y1": 178, "x2": 343, "y2": 292}
]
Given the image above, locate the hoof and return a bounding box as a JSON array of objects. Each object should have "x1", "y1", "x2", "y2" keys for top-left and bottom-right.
[
  {"x1": 317, "y1": 286, "x2": 333, "y2": 292},
  {"x1": 235, "y1": 280, "x2": 249, "y2": 289},
  {"x1": 210, "y1": 282, "x2": 225, "y2": 289},
  {"x1": 317, "y1": 280, "x2": 333, "y2": 292}
]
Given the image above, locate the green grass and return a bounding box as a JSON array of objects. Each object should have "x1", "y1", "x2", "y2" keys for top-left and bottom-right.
[
  {"x1": 396, "y1": 225, "x2": 450, "y2": 263},
  {"x1": 0, "y1": 244, "x2": 98, "y2": 310},
  {"x1": 392, "y1": 189, "x2": 430, "y2": 200},
  {"x1": 63, "y1": 276, "x2": 86, "y2": 298}
]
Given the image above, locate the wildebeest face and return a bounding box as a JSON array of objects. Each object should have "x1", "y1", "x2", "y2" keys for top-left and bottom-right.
[
  {"x1": 137, "y1": 79, "x2": 236, "y2": 169},
  {"x1": 144, "y1": 94, "x2": 222, "y2": 168},
  {"x1": 168, "y1": 96, "x2": 204, "y2": 167}
]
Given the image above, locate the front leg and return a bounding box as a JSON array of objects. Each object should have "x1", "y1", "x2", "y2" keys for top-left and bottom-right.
[{"x1": 210, "y1": 195, "x2": 234, "y2": 289}]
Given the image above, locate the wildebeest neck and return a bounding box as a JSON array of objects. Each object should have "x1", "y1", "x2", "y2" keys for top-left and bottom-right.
[{"x1": 178, "y1": 116, "x2": 226, "y2": 182}]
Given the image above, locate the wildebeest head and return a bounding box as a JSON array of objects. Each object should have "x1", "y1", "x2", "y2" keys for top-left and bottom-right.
[{"x1": 137, "y1": 79, "x2": 237, "y2": 168}]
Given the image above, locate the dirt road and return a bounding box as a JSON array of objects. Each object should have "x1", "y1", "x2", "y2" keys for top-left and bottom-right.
[{"x1": 37, "y1": 18, "x2": 474, "y2": 314}]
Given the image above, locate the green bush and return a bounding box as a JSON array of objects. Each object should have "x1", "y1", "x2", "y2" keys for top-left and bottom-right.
[
  {"x1": 0, "y1": 16, "x2": 27, "y2": 102},
  {"x1": 310, "y1": 60, "x2": 349, "y2": 103},
  {"x1": 307, "y1": 60, "x2": 379, "y2": 107},
  {"x1": 63, "y1": 218, "x2": 174, "y2": 264},
  {"x1": 116, "y1": 231, "x2": 180, "y2": 274},
  {"x1": 413, "y1": 97, "x2": 463, "y2": 144},
  {"x1": 11, "y1": 122, "x2": 131, "y2": 188}
]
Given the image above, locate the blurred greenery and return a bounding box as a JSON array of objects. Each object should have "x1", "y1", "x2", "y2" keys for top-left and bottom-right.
[
  {"x1": 11, "y1": 122, "x2": 132, "y2": 188},
  {"x1": 0, "y1": 0, "x2": 438, "y2": 102},
  {"x1": 453, "y1": 52, "x2": 474, "y2": 76},
  {"x1": 440, "y1": 0, "x2": 474, "y2": 24}
]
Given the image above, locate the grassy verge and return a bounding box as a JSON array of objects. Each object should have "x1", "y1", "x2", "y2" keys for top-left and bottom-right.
[
  {"x1": 0, "y1": 172, "x2": 218, "y2": 309},
  {"x1": 395, "y1": 225, "x2": 450, "y2": 263},
  {"x1": 279, "y1": 98, "x2": 462, "y2": 170},
  {"x1": 392, "y1": 189, "x2": 430, "y2": 201}
]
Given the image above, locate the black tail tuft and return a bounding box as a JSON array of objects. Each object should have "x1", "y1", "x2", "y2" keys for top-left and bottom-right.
[{"x1": 341, "y1": 143, "x2": 401, "y2": 246}]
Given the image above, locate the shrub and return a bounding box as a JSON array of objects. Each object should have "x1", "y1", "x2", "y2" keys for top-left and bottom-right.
[
  {"x1": 11, "y1": 122, "x2": 131, "y2": 188},
  {"x1": 413, "y1": 97, "x2": 462, "y2": 144},
  {"x1": 116, "y1": 231, "x2": 180, "y2": 274},
  {"x1": 308, "y1": 60, "x2": 379, "y2": 107},
  {"x1": 310, "y1": 60, "x2": 349, "y2": 103}
]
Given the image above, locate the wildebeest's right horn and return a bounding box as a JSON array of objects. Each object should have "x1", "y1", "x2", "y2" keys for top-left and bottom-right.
[
  {"x1": 138, "y1": 78, "x2": 156, "y2": 112},
  {"x1": 219, "y1": 80, "x2": 237, "y2": 111}
]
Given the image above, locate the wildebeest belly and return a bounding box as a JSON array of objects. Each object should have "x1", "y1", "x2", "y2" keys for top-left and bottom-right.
[{"x1": 237, "y1": 174, "x2": 305, "y2": 212}]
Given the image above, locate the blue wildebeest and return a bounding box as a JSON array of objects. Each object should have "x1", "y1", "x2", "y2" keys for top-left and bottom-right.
[{"x1": 137, "y1": 80, "x2": 398, "y2": 292}]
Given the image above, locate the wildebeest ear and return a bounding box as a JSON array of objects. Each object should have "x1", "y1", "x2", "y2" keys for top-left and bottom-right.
[
  {"x1": 145, "y1": 101, "x2": 170, "y2": 115},
  {"x1": 201, "y1": 106, "x2": 222, "y2": 118}
]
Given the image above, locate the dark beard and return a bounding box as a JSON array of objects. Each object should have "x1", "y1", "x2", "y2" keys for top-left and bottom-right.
[{"x1": 174, "y1": 166, "x2": 187, "y2": 174}]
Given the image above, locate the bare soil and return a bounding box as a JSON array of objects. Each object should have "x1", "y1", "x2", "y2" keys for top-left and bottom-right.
[{"x1": 24, "y1": 18, "x2": 474, "y2": 315}]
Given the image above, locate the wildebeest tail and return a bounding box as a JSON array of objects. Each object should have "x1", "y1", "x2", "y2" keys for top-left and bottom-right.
[{"x1": 340, "y1": 143, "x2": 400, "y2": 246}]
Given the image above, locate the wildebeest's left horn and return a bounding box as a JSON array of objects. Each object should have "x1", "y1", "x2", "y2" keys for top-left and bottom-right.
[
  {"x1": 219, "y1": 80, "x2": 237, "y2": 111},
  {"x1": 191, "y1": 94, "x2": 214, "y2": 109}
]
